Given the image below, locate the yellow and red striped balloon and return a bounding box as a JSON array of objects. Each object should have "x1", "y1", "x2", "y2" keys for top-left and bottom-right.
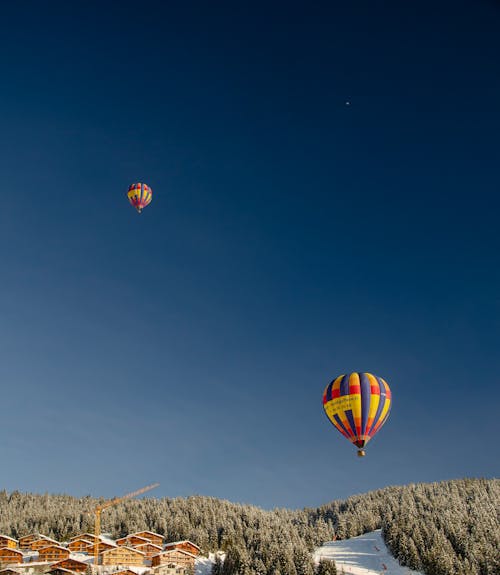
[
  {"x1": 323, "y1": 372, "x2": 392, "y2": 457},
  {"x1": 127, "y1": 182, "x2": 152, "y2": 213}
]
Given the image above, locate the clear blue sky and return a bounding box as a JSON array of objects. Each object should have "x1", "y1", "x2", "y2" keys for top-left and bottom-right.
[{"x1": 0, "y1": 0, "x2": 498, "y2": 509}]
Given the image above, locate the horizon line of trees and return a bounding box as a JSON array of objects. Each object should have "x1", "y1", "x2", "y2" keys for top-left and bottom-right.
[{"x1": 0, "y1": 478, "x2": 497, "y2": 575}]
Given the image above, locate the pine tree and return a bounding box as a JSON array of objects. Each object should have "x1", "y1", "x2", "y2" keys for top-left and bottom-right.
[
  {"x1": 211, "y1": 555, "x2": 223, "y2": 575},
  {"x1": 316, "y1": 559, "x2": 337, "y2": 575}
]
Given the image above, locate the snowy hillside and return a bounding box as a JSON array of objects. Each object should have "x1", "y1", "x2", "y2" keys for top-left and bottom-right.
[
  {"x1": 314, "y1": 530, "x2": 424, "y2": 575},
  {"x1": 196, "y1": 552, "x2": 225, "y2": 575},
  {"x1": 195, "y1": 555, "x2": 214, "y2": 575}
]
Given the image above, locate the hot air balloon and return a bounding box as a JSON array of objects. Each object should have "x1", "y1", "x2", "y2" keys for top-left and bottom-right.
[
  {"x1": 322, "y1": 372, "x2": 391, "y2": 457},
  {"x1": 127, "y1": 182, "x2": 152, "y2": 213}
]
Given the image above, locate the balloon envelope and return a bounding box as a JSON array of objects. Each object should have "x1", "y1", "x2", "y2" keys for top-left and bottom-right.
[
  {"x1": 127, "y1": 182, "x2": 152, "y2": 213},
  {"x1": 323, "y1": 372, "x2": 391, "y2": 455}
]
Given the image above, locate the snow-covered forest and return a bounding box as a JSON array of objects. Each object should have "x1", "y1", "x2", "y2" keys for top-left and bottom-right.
[{"x1": 0, "y1": 479, "x2": 497, "y2": 575}]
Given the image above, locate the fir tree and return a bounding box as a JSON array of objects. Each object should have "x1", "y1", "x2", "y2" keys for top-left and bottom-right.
[
  {"x1": 211, "y1": 555, "x2": 223, "y2": 575},
  {"x1": 316, "y1": 559, "x2": 337, "y2": 575}
]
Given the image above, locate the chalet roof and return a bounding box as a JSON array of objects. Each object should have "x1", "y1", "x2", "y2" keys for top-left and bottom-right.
[
  {"x1": 38, "y1": 545, "x2": 70, "y2": 553},
  {"x1": 116, "y1": 536, "x2": 149, "y2": 544},
  {"x1": 95, "y1": 541, "x2": 117, "y2": 549},
  {"x1": 69, "y1": 534, "x2": 97, "y2": 541},
  {"x1": 33, "y1": 537, "x2": 60, "y2": 545},
  {"x1": 70, "y1": 534, "x2": 113, "y2": 546},
  {"x1": 100, "y1": 546, "x2": 145, "y2": 556},
  {"x1": 129, "y1": 532, "x2": 163, "y2": 539},
  {"x1": 68, "y1": 554, "x2": 92, "y2": 563},
  {"x1": 0, "y1": 570, "x2": 22, "y2": 575},
  {"x1": 153, "y1": 549, "x2": 197, "y2": 560},
  {"x1": 98, "y1": 536, "x2": 117, "y2": 547},
  {"x1": 163, "y1": 541, "x2": 200, "y2": 551},
  {"x1": 152, "y1": 568, "x2": 185, "y2": 572},
  {"x1": 68, "y1": 539, "x2": 93, "y2": 546},
  {"x1": 115, "y1": 569, "x2": 150, "y2": 575},
  {"x1": 52, "y1": 559, "x2": 88, "y2": 568},
  {"x1": 0, "y1": 535, "x2": 18, "y2": 543},
  {"x1": 48, "y1": 569, "x2": 76, "y2": 575}
]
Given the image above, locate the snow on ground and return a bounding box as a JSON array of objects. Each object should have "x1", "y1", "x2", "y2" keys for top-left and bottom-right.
[
  {"x1": 195, "y1": 552, "x2": 225, "y2": 575},
  {"x1": 70, "y1": 552, "x2": 91, "y2": 562},
  {"x1": 314, "y1": 530, "x2": 423, "y2": 575}
]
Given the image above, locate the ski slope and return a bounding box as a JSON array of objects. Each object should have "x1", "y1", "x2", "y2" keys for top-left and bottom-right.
[{"x1": 314, "y1": 530, "x2": 424, "y2": 575}]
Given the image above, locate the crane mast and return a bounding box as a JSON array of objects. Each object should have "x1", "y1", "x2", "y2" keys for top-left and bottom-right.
[{"x1": 93, "y1": 483, "x2": 159, "y2": 568}]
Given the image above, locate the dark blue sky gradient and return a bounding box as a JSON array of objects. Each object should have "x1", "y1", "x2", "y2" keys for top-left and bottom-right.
[{"x1": 0, "y1": 0, "x2": 499, "y2": 508}]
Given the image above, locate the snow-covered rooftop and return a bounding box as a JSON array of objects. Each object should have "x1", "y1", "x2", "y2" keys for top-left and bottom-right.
[
  {"x1": 35, "y1": 536, "x2": 60, "y2": 543},
  {"x1": 52, "y1": 558, "x2": 88, "y2": 567},
  {"x1": 163, "y1": 541, "x2": 200, "y2": 551},
  {"x1": 116, "y1": 537, "x2": 149, "y2": 545},
  {"x1": 114, "y1": 568, "x2": 150, "y2": 575},
  {"x1": 38, "y1": 545, "x2": 69, "y2": 553},
  {"x1": 69, "y1": 534, "x2": 97, "y2": 542},
  {"x1": 68, "y1": 553, "x2": 91, "y2": 563},
  {"x1": 129, "y1": 532, "x2": 162, "y2": 538},
  {"x1": 69, "y1": 540, "x2": 93, "y2": 547},
  {"x1": 98, "y1": 538, "x2": 118, "y2": 548},
  {"x1": 100, "y1": 546, "x2": 145, "y2": 556},
  {"x1": 153, "y1": 549, "x2": 197, "y2": 560}
]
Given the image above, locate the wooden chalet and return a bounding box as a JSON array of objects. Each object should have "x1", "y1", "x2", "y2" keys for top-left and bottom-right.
[
  {"x1": 47, "y1": 568, "x2": 76, "y2": 575},
  {"x1": 128, "y1": 532, "x2": 163, "y2": 548},
  {"x1": 18, "y1": 535, "x2": 41, "y2": 550},
  {"x1": 0, "y1": 536, "x2": 18, "y2": 550},
  {"x1": 99, "y1": 547, "x2": 145, "y2": 567},
  {"x1": 115, "y1": 536, "x2": 149, "y2": 548},
  {"x1": 163, "y1": 542, "x2": 200, "y2": 557},
  {"x1": 67, "y1": 540, "x2": 93, "y2": 553},
  {"x1": 50, "y1": 559, "x2": 88, "y2": 574},
  {"x1": 0, "y1": 569, "x2": 21, "y2": 575},
  {"x1": 151, "y1": 550, "x2": 195, "y2": 571},
  {"x1": 37, "y1": 546, "x2": 70, "y2": 563},
  {"x1": 0, "y1": 548, "x2": 23, "y2": 564},
  {"x1": 68, "y1": 534, "x2": 96, "y2": 543},
  {"x1": 110, "y1": 570, "x2": 139, "y2": 575},
  {"x1": 93, "y1": 541, "x2": 116, "y2": 555},
  {"x1": 30, "y1": 538, "x2": 60, "y2": 551},
  {"x1": 134, "y1": 543, "x2": 162, "y2": 560}
]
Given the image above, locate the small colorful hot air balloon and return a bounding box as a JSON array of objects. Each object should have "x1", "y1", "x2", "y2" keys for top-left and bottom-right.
[
  {"x1": 127, "y1": 182, "x2": 152, "y2": 213},
  {"x1": 322, "y1": 372, "x2": 392, "y2": 457}
]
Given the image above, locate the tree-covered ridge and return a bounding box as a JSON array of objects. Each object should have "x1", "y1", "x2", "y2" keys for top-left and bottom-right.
[
  {"x1": 0, "y1": 478, "x2": 497, "y2": 575},
  {"x1": 381, "y1": 479, "x2": 499, "y2": 575}
]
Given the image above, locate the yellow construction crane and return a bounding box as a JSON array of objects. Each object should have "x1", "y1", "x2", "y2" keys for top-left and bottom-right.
[{"x1": 93, "y1": 483, "x2": 159, "y2": 567}]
